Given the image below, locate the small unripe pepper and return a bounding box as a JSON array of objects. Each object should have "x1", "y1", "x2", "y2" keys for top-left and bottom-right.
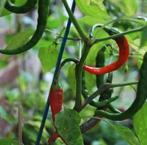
[
  {"x1": 49, "y1": 86, "x2": 63, "y2": 121},
  {"x1": 84, "y1": 35, "x2": 129, "y2": 75}
]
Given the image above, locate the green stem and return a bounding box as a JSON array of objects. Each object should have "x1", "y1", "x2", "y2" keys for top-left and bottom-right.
[
  {"x1": 61, "y1": 0, "x2": 89, "y2": 42},
  {"x1": 74, "y1": 43, "x2": 91, "y2": 111},
  {"x1": 93, "y1": 26, "x2": 146, "y2": 44},
  {"x1": 83, "y1": 89, "x2": 100, "y2": 108},
  {"x1": 83, "y1": 81, "x2": 138, "y2": 108},
  {"x1": 58, "y1": 36, "x2": 81, "y2": 41},
  {"x1": 110, "y1": 81, "x2": 138, "y2": 88},
  {"x1": 60, "y1": 58, "x2": 79, "y2": 68}
]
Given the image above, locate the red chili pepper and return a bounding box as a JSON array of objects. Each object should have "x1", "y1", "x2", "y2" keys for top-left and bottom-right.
[
  {"x1": 48, "y1": 133, "x2": 66, "y2": 144},
  {"x1": 48, "y1": 133, "x2": 60, "y2": 144},
  {"x1": 49, "y1": 86, "x2": 63, "y2": 121},
  {"x1": 83, "y1": 36, "x2": 129, "y2": 75}
]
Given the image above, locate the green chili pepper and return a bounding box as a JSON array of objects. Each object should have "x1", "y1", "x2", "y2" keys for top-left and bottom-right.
[
  {"x1": 82, "y1": 47, "x2": 115, "y2": 108},
  {"x1": 108, "y1": 104, "x2": 121, "y2": 113},
  {"x1": 95, "y1": 52, "x2": 147, "y2": 120},
  {"x1": 5, "y1": 0, "x2": 37, "y2": 13},
  {"x1": 98, "y1": 73, "x2": 113, "y2": 111},
  {"x1": 99, "y1": 73, "x2": 113, "y2": 100},
  {"x1": 82, "y1": 70, "x2": 117, "y2": 108},
  {"x1": 95, "y1": 47, "x2": 114, "y2": 109},
  {"x1": 96, "y1": 46, "x2": 106, "y2": 89},
  {"x1": 1, "y1": 0, "x2": 49, "y2": 55}
]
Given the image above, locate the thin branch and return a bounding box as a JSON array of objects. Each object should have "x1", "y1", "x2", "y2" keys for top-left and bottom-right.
[
  {"x1": 62, "y1": 0, "x2": 89, "y2": 43},
  {"x1": 82, "y1": 89, "x2": 100, "y2": 109},
  {"x1": 58, "y1": 36, "x2": 81, "y2": 41},
  {"x1": 74, "y1": 44, "x2": 91, "y2": 111},
  {"x1": 93, "y1": 26, "x2": 146, "y2": 44},
  {"x1": 60, "y1": 58, "x2": 79, "y2": 68},
  {"x1": 110, "y1": 81, "x2": 138, "y2": 88},
  {"x1": 80, "y1": 118, "x2": 100, "y2": 133},
  {"x1": 80, "y1": 81, "x2": 138, "y2": 110}
]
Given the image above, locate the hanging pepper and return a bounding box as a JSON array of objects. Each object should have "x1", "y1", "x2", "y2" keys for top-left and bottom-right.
[
  {"x1": 96, "y1": 46, "x2": 106, "y2": 88},
  {"x1": 84, "y1": 30, "x2": 129, "y2": 75},
  {"x1": 48, "y1": 86, "x2": 63, "y2": 143},
  {"x1": 49, "y1": 86, "x2": 63, "y2": 121},
  {"x1": 48, "y1": 133, "x2": 60, "y2": 144},
  {"x1": 48, "y1": 133, "x2": 66, "y2": 144},
  {"x1": 95, "y1": 52, "x2": 147, "y2": 121}
]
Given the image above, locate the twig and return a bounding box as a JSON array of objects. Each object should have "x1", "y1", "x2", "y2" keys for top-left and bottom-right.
[
  {"x1": 93, "y1": 26, "x2": 146, "y2": 44},
  {"x1": 80, "y1": 118, "x2": 101, "y2": 133},
  {"x1": 62, "y1": 0, "x2": 89, "y2": 43}
]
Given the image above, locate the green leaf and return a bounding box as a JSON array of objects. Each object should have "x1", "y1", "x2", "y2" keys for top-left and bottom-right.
[
  {"x1": 85, "y1": 28, "x2": 110, "y2": 65},
  {"x1": 0, "y1": 60, "x2": 7, "y2": 68},
  {"x1": 79, "y1": 16, "x2": 106, "y2": 26},
  {"x1": 0, "y1": 0, "x2": 27, "y2": 16},
  {"x1": 110, "y1": 122, "x2": 140, "y2": 145},
  {"x1": 111, "y1": 0, "x2": 137, "y2": 16},
  {"x1": 14, "y1": 0, "x2": 27, "y2": 6},
  {"x1": 47, "y1": 15, "x2": 67, "y2": 29},
  {"x1": 121, "y1": 0, "x2": 138, "y2": 16},
  {"x1": 133, "y1": 103, "x2": 147, "y2": 145},
  {"x1": 38, "y1": 42, "x2": 58, "y2": 72},
  {"x1": 76, "y1": 0, "x2": 111, "y2": 21},
  {"x1": 0, "y1": 106, "x2": 7, "y2": 120},
  {"x1": 4, "y1": 29, "x2": 33, "y2": 50},
  {"x1": 140, "y1": 25, "x2": 147, "y2": 48},
  {"x1": 0, "y1": 0, "x2": 6, "y2": 15},
  {"x1": 0, "y1": 9, "x2": 10, "y2": 17},
  {"x1": 67, "y1": 64, "x2": 76, "y2": 94},
  {"x1": 0, "y1": 138, "x2": 18, "y2": 145},
  {"x1": 5, "y1": 89, "x2": 20, "y2": 103},
  {"x1": 55, "y1": 109, "x2": 84, "y2": 145}
]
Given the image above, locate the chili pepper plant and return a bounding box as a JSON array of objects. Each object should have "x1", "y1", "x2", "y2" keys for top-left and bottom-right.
[{"x1": 0, "y1": 0, "x2": 147, "y2": 145}]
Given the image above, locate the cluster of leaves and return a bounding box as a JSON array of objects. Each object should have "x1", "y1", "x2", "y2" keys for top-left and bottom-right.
[{"x1": 0, "y1": 0, "x2": 147, "y2": 145}]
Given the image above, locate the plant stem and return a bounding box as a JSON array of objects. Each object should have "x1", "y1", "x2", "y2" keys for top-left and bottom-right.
[
  {"x1": 62, "y1": 0, "x2": 89, "y2": 42},
  {"x1": 80, "y1": 118, "x2": 100, "y2": 133},
  {"x1": 79, "y1": 81, "x2": 138, "y2": 110},
  {"x1": 60, "y1": 58, "x2": 79, "y2": 68},
  {"x1": 74, "y1": 43, "x2": 91, "y2": 111},
  {"x1": 58, "y1": 36, "x2": 81, "y2": 41},
  {"x1": 93, "y1": 26, "x2": 146, "y2": 44},
  {"x1": 82, "y1": 89, "x2": 100, "y2": 107},
  {"x1": 110, "y1": 81, "x2": 138, "y2": 88}
]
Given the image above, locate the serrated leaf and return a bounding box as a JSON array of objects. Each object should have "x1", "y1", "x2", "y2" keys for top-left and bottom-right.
[
  {"x1": 55, "y1": 109, "x2": 84, "y2": 145},
  {"x1": 39, "y1": 42, "x2": 58, "y2": 72},
  {"x1": 4, "y1": 29, "x2": 33, "y2": 50},
  {"x1": 133, "y1": 103, "x2": 147, "y2": 145},
  {"x1": 110, "y1": 122, "x2": 140, "y2": 145},
  {"x1": 140, "y1": 25, "x2": 147, "y2": 48}
]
